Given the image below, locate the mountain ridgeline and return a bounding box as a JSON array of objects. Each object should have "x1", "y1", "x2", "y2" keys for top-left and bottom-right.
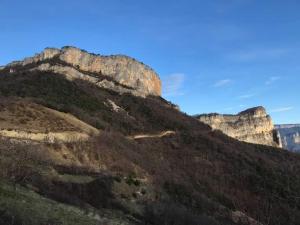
[{"x1": 0, "y1": 47, "x2": 300, "y2": 225}]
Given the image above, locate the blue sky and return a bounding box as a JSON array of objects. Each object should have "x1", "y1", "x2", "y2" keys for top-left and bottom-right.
[{"x1": 1, "y1": 0, "x2": 299, "y2": 124}]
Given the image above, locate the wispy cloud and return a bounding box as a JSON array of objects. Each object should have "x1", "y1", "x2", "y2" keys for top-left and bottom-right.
[
  {"x1": 213, "y1": 79, "x2": 232, "y2": 87},
  {"x1": 162, "y1": 73, "x2": 185, "y2": 97},
  {"x1": 266, "y1": 76, "x2": 280, "y2": 85},
  {"x1": 227, "y1": 48, "x2": 290, "y2": 62},
  {"x1": 238, "y1": 93, "x2": 256, "y2": 99},
  {"x1": 270, "y1": 107, "x2": 294, "y2": 113}
]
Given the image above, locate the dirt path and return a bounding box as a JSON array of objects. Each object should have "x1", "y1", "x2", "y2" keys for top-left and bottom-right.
[
  {"x1": 0, "y1": 129, "x2": 90, "y2": 143},
  {"x1": 0, "y1": 102, "x2": 99, "y2": 143},
  {"x1": 128, "y1": 130, "x2": 176, "y2": 140}
]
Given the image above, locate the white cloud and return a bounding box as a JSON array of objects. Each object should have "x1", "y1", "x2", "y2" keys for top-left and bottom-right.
[
  {"x1": 162, "y1": 73, "x2": 185, "y2": 97},
  {"x1": 270, "y1": 107, "x2": 294, "y2": 113},
  {"x1": 213, "y1": 79, "x2": 232, "y2": 87},
  {"x1": 266, "y1": 76, "x2": 280, "y2": 85},
  {"x1": 238, "y1": 93, "x2": 256, "y2": 99}
]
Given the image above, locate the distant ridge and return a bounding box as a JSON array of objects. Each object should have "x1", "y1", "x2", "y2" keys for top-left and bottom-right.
[{"x1": 275, "y1": 124, "x2": 300, "y2": 129}]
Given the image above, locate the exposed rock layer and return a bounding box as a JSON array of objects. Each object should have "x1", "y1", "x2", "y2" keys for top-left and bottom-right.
[
  {"x1": 196, "y1": 106, "x2": 281, "y2": 147},
  {"x1": 275, "y1": 124, "x2": 300, "y2": 152},
  {"x1": 1, "y1": 46, "x2": 161, "y2": 97}
]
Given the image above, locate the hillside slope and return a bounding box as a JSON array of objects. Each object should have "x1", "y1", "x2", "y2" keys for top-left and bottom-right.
[{"x1": 0, "y1": 51, "x2": 300, "y2": 225}]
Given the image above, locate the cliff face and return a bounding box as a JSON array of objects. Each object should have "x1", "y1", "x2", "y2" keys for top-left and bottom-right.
[
  {"x1": 1, "y1": 46, "x2": 161, "y2": 97},
  {"x1": 196, "y1": 106, "x2": 281, "y2": 147},
  {"x1": 275, "y1": 124, "x2": 300, "y2": 152}
]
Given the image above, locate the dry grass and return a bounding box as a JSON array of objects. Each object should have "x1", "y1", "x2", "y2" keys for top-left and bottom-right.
[
  {"x1": 0, "y1": 98, "x2": 77, "y2": 133},
  {"x1": 1, "y1": 69, "x2": 300, "y2": 224}
]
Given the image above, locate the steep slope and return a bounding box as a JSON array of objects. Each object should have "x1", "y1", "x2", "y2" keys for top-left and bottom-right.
[
  {"x1": 0, "y1": 97, "x2": 99, "y2": 143},
  {"x1": 276, "y1": 124, "x2": 300, "y2": 152},
  {"x1": 1, "y1": 49, "x2": 300, "y2": 225},
  {"x1": 196, "y1": 107, "x2": 281, "y2": 147}
]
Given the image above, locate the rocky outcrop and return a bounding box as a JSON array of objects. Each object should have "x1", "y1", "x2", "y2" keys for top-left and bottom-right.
[
  {"x1": 1, "y1": 46, "x2": 161, "y2": 97},
  {"x1": 275, "y1": 124, "x2": 300, "y2": 152},
  {"x1": 295, "y1": 134, "x2": 300, "y2": 144},
  {"x1": 231, "y1": 211, "x2": 263, "y2": 225},
  {"x1": 196, "y1": 106, "x2": 281, "y2": 147}
]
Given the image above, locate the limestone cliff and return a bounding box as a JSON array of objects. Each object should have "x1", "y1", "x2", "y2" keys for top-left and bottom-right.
[
  {"x1": 0, "y1": 46, "x2": 161, "y2": 97},
  {"x1": 196, "y1": 106, "x2": 281, "y2": 147},
  {"x1": 275, "y1": 124, "x2": 300, "y2": 152}
]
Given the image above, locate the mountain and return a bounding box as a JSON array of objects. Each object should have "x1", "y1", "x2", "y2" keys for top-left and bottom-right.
[
  {"x1": 195, "y1": 107, "x2": 281, "y2": 148},
  {"x1": 1, "y1": 47, "x2": 300, "y2": 225},
  {"x1": 1, "y1": 46, "x2": 161, "y2": 97},
  {"x1": 275, "y1": 124, "x2": 300, "y2": 152}
]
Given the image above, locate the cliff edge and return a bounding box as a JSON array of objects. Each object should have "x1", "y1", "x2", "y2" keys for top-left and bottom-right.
[
  {"x1": 196, "y1": 106, "x2": 282, "y2": 147},
  {"x1": 275, "y1": 124, "x2": 300, "y2": 152},
  {"x1": 0, "y1": 46, "x2": 161, "y2": 97}
]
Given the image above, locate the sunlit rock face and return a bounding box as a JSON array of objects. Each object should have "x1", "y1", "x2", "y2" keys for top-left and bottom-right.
[
  {"x1": 3, "y1": 46, "x2": 161, "y2": 97},
  {"x1": 275, "y1": 124, "x2": 300, "y2": 152},
  {"x1": 196, "y1": 106, "x2": 282, "y2": 148}
]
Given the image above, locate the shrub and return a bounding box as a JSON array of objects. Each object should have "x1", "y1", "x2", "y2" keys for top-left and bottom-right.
[{"x1": 143, "y1": 202, "x2": 219, "y2": 225}]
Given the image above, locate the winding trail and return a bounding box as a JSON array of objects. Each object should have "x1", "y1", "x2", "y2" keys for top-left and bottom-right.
[
  {"x1": 128, "y1": 130, "x2": 176, "y2": 140},
  {"x1": 0, "y1": 102, "x2": 99, "y2": 143}
]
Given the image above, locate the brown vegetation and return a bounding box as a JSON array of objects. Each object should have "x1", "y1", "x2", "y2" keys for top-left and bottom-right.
[{"x1": 0, "y1": 69, "x2": 300, "y2": 224}]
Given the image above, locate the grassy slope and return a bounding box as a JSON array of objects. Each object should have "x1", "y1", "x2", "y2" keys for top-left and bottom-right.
[
  {"x1": 0, "y1": 70, "x2": 300, "y2": 224},
  {"x1": 0, "y1": 181, "x2": 98, "y2": 225}
]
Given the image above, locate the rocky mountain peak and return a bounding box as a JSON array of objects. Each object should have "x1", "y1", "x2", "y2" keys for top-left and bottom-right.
[
  {"x1": 2, "y1": 46, "x2": 161, "y2": 97},
  {"x1": 238, "y1": 106, "x2": 267, "y2": 117},
  {"x1": 195, "y1": 107, "x2": 281, "y2": 147}
]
